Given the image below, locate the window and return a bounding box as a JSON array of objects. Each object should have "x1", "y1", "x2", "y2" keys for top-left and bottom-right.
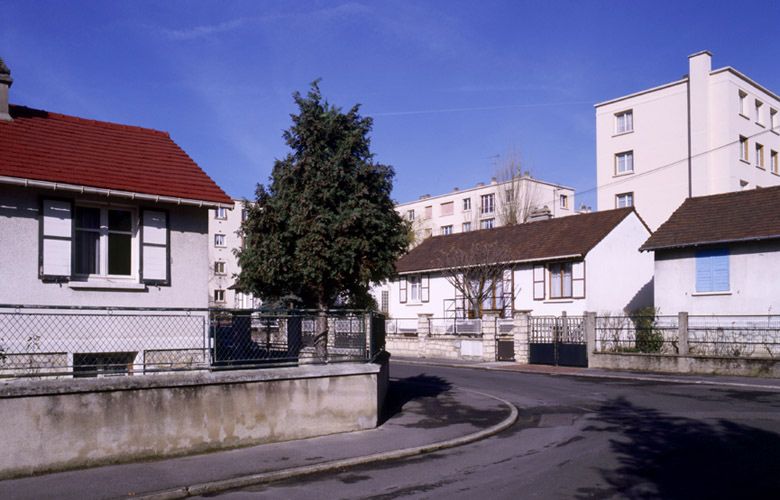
[
  {"x1": 695, "y1": 249, "x2": 729, "y2": 293},
  {"x1": 215, "y1": 207, "x2": 227, "y2": 220},
  {"x1": 615, "y1": 151, "x2": 634, "y2": 174},
  {"x1": 480, "y1": 218, "x2": 494, "y2": 229},
  {"x1": 504, "y1": 188, "x2": 514, "y2": 203},
  {"x1": 740, "y1": 136, "x2": 749, "y2": 162},
  {"x1": 380, "y1": 291, "x2": 389, "y2": 313},
  {"x1": 615, "y1": 110, "x2": 633, "y2": 134},
  {"x1": 214, "y1": 234, "x2": 226, "y2": 247},
  {"x1": 406, "y1": 209, "x2": 415, "y2": 221},
  {"x1": 74, "y1": 207, "x2": 133, "y2": 277},
  {"x1": 616, "y1": 192, "x2": 634, "y2": 208},
  {"x1": 480, "y1": 194, "x2": 495, "y2": 214},
  {"x1": 440, "y1": 201, "x2": 454, "y2": 216},
  {"x1": 424, "y1": 206, "x2": 432, "y2": 219},
  {"x1": 214, "y1": 261, "x2": 226, "y2": 275},
  {"x1": 755, "y1": 100, "x2": 763, "y2": 125},
  {"x1": 462, "y1": 222, "x2": 472, "y2": 232},
  {"x1": 409, "y1": 275, "x2": 421, "y2": 302},
  {"x1": 559, "y1": 194, "x2": 569, "y2": 209},
  {"x1": 463, "y1": 198, "x2": 471, "y2": 211},
  {"x1": 241, "y1": 208, "x2": 249, "y2": 222},
  {"x1": 549, "y1": 262, "x2": 573, "y2": 299},
  {"x1": 772, "y1": 150, "x2": 778, "y2": 175},
  {"x1": 441, "y1": 225, "x2": 453, "y2": 235},
  {"x1": 756, "y1": 143, "x2": 765, "y2": 168},
  {"x1": 214, "y1": 289, "x2": 226, "y2": 302},
  {"x1": 771, "y1": 108, "x2": 778, "y2": 131},
  {"x1": 739, "y1": 90, "x2": 748, "y2": 116}
]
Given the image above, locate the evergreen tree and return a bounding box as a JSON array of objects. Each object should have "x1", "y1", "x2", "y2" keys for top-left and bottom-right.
[{"x1": 237, "y1": 82, "x2": 408, "y2": 315}]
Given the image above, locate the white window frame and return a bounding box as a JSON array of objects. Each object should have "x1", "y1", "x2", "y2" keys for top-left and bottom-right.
[
  {"x1": 756, "y1": 143, "x2": 765, "y2": 169},
  {"x1": 739, "y1": 90, "x2": 748, "y2": 116},
  {"x1": 214, "y1": 234, "x2": 226, "y2": 247},
  {"x1": 771, "y1": 108, "x2": 778, "y2": 132},
  {"x1": 215, "y1": 207, "x2": 228, "y2": 220},
  {"x1": 755, "y1": 100, "x2": 763, "y2": 125},
  {"x1": 615, "y1": 151, "x2": 634, "y2": 175},
  {"x1": 739, "y1": 136, "x2": 749, "y2": 162},
  {"x1": 616, "y1": 192, "x2": 634, "y2": 208},
  {"x1": 407, "y1": 209, "x2": 415, "y2": 221},
  {"x1": 559, "y1": 194, "x2": 568, "y2": 209},
  {"x1": 480, "y1": 218, "x2": 494, "y2": 229},
  {"x1": 408, "y1": 275, "x2": 421, "y2": 303},
  {"x1": 463, "y1": 198, "x2": 471, "y2": 211},
  {"x1": 214, "y1": 261, "x2": 226, "y2": 275},
  {"x1": 615, "y1": 110, "x2": 633, "y2": 134},
  {"x1": 462, "y1": 222, "x2": 471, "y2": 232},
  {"x1": 441, "y1": 225, "x2": 453, "y2": 235},
  {"x1": 214, "y1": 289, "x2": 226, "y2": 303},
  {"x1": 772, "y1": 150, "x2": 779, "y2": 175},
  {"x1": 480, "y1": 194, "x2": 495, "y2": 215},
  {"x1": 74, "y1": 204, "x2": 138, "y2": 281}
]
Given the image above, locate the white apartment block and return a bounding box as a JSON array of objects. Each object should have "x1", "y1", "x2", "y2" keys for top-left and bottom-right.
[
  {"x1": 208, "y1": 199, "x2": 260, "y2": 308},
  {"x1": 596, "y1": 50, "x2": 780, "y2": 230},
  {"x1": 396, "y1": 175, "x2": 575, "y2": 244}
]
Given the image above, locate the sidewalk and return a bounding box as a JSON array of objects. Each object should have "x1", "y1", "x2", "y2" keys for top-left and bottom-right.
[
  {"x1": 393, "y1": 356, "x2": 780, "y2": 391},
  {"x1": 0, "y1": 378, "x2": 516, "y2": 500}
]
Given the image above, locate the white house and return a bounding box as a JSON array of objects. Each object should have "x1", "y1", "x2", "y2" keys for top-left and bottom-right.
[
  {"x1": 641, "y1": 185, "x2": 780, "y2": 315},
  {"x1": 388, "y1": 208, "x2": 653, "y2": 320},
  {"x1": 596, "y1": 51, "x2": 780, "y2": 231},
  {"x1": 0, "y1": 58, "x2": 232, "y2": 376}
]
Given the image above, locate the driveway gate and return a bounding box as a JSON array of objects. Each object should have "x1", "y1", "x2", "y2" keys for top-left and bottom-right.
[{"x1": 529, "y1": 315, "x2": 587, "y2": 367}]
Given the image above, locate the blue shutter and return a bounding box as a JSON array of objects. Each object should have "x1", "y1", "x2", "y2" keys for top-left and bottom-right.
[{"x1": 695, "y1": 249, "x2": 729, "y2": 292}]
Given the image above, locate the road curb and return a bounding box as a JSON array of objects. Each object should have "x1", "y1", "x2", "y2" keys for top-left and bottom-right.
[
  {"x1": 395, "y1": 358, "x2": 780, "y2": 392},
  {"x1": 133, "y1": 388, "x2": 519, "y2": 499}
]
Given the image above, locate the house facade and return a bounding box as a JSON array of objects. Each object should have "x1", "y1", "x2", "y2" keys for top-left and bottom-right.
[
  {"x1": 208, "y1": 199, "x2": 260, "y2": 308},
  {"x1": 641, "y1": 186, "x2": 780, "y2": 315},
  {"x1": 386, "y1": 208, "x2": 653, "y2": 320},
  {"x1": 396, "y1": 174, "x2": 576, "y2": 244},
  {"x1": 596, "y1": 51, "x2": 780, "y2": 230}
]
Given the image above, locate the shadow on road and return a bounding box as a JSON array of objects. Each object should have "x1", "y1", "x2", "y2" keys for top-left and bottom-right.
[
  {"x1": 380, "y1": 374, "x2": 452, "y2": 425},
  {"x1": 578, "y1": 396, "x2": 780, "y2": 499}
]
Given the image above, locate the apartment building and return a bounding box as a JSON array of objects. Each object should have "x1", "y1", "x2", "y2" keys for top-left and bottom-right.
[
  {"x1": 596, "y1": 51, "x2": 780, "y2": 230},
  {"x1": 208, "y1": 199, "x2": 260, "y2": 308},
  {"x1": 396, "y1": 175, "x2": 575, "y2": 244}
]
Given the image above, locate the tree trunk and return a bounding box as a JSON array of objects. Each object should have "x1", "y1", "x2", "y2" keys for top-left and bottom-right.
[{"x1": 315, "y1": 302, "x2": 329, "y2": 363}]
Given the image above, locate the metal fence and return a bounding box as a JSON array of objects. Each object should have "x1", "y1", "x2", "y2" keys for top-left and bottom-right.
[
  {"x1": 0, "y1": 305, "x2": 383, "y2": 379},
  {"x1": 688, "y1": 315, "x2": 780, "y2": 358},
  {"x1": 429, "y1": 317, "x2": 482, "y2": 336},
  {"x1": 595, "y1": 315, "x2": 679, "y2": 354}
]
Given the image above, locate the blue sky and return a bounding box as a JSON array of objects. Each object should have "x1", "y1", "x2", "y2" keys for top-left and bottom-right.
[{"x1": 2, "y1": 1, "x2": 780, "y2": 209}]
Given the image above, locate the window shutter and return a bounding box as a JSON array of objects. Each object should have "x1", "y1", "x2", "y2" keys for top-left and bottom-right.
[
  {"x1": 695, "y1": 253, "x2": 712, "y2": 292},
  {"x1": 572, "y1": 261, "x2": 586, "y2": 298},
  {"x1": 696, "y1": 249, "x2": 729, "y2": 292},
  {"x1": 533, "y1": 265, "x2": 545, "y2": 300},
  {"x1": 399, "y1": 277, "x2": 407, "y2": 303},
  {"x1": 421, "y1": 274, "x2": 430, "y2": 303},
  {"x1": 40, "y1": 199, "x2": 72, "y2": 280},
  {"x1": 141, "y1": 209, "x2": 170, "y2": 285},
  {"x1": 711, "y1": 252, "x2": 730, "y2": 291}
]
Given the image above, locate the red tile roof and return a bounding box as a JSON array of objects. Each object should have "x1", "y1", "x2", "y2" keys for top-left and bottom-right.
[
  {"x1": 641, "y1": 186, "x2": 780, "y2": 251},
  {"x1": 0, "y1": 105, "x2": 231, "y2": 205},
  {"x1": 396, "y1": 208, "x2": 640, "y2": 274}
]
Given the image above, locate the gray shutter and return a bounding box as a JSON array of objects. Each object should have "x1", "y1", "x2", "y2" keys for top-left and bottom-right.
[
  {"x1": 399, "y1": 277, "x2": 407, "y2": 303},
  {"x1": 421, "y1": 274, "x2": 430, "y2": 303},
  {"x1": 533, "y1": 264, "x2": 545, "y2": 300},
  {"x1": 572, "y1": 261, "x2": 586, "y2": 298},
  {"x1": 40, "y1": 199, "x2": 72, "y2": 280},
  {"x1": 141, "y1": 209, "x2": 170, "y2": 285}
]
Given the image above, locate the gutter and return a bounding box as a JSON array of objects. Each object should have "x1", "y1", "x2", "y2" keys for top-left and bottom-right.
[
  {"x1": 641, "y1": 234, "x2": 780, "y2": 252},
  {"x1": 0, "y1": 175, "x2": 234, "y2": 209},
  {"x1": 396, "y1": 253, "x2": 584, "y2": 276}
]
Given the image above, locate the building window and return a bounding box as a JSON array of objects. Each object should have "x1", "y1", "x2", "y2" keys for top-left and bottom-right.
[
  {"x1": 771, "y1": 108, "x2": 778, "y2": 131},
  {"x1": 408, "y1": 275, "x2": 421, "y2": 303},
  {"x1": 756, "y1": 143, "x2": 765, "y2": 169},
  {"x1": 406, "y1": 209, "x2": 415, "y2": 221},
  {"x1": 616, "y1": 192, "x2": 634, "y2": 208},
  {"x1": 462, "y1": 222, "x2": 472, "y2": 232},
  {"x1": 755, "y1": 100, "x2": 763, "y2": 125},
  {"x1": 772, "y1": 150, "x2": 778, "y2": 175},
  {"x1": 424, "y1": 206, "x2": 433, "y2": 219},
  {"x1": 74, "y1": 206, "x2": 133, "y2": 277},
  {"x1": 463, "y1": 198, "x2": 471, "y2": 211},
  {"x1": 549, "y1": 262, "x2": 573, "y2": 299},
  {"x1": 615, "y1": 151, "x2": 634, "y2": 174},
  {"x1": 214, "y1": 261, "x2": 226, "y2": 275},
  {"x1": 380, "y1": 291, "x2": 389, "y2": 313},
  {"x1": 440, "y1": 201, "x2": 454, "y2": 216},
  {"x1": 215, "y1": 207, "x2": 227, "y2": 220},
  {"x1": 504, "y1": 188, "x2": 514, "y2": 203},
  {"x1": 559, "y1": 194, "x2": 569, "y2": 209},
  {"x1": 739, "y1": 136, "x2": 749, "y2": 162},
  {"x1": 214, "y1": 234, "x2": 226, "y2": 247},
  {"x1": 480, "y1": 194, "x2": 495, "y2": 215},
  {"x1": 695, "y1": 249, "x2": 729, "y2": 293},
  {"x1": 480, "y1": 218, "x2": 494, "y2": 229},
  {"x1": 615, "y1": 110, "x2": 633, "y2": 134},
  {"x1": 241, "y1": 208, "x2": 249, "y2": 221},
  {"x1": 214, "y1": 289, "x2": 226, "y2": 302},
  {"x1": 441, "y1": 225, "x2": 453, "y2": 235},
  {"x1": 739, "y1": 90, "x2": 748, "y2": 116}
]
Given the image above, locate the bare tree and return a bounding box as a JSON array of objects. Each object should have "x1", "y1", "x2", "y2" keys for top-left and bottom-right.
[{"x1": 495, "y1": 152, "x2": 541, "y2": 226}]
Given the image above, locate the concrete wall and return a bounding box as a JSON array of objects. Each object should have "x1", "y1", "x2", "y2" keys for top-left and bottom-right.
[
  {"x1": 0, "y1": 185, "x2": 209, "y2": 308},
  {"x1": 0, "y1": 362, "x2": 385, "y2": 479},
  {"x1": 654, "y1": 240, "x2": 780, "y2": 315},
  {"x1": 589, "y1": 352, "x2": 780, "y2": 378}
]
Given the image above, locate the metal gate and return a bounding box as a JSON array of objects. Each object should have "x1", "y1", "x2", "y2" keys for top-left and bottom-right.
[
  {"x1": 529, "y1": 315, "x2": 587, "y2": 367},
  {"x1": 496, "y1": 318, "x2": 515, "y2": 361}
]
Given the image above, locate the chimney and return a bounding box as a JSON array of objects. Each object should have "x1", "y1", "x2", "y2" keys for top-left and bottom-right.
[
  {"x1": 0, "y1": 57, "x2": 12, "y2": 122},
  {"x1": 527, "y1": 205, "x2": 553, "y2": 222},
  {"x1": 490, "y1": 177, "x2": 498, "y2": 184}
]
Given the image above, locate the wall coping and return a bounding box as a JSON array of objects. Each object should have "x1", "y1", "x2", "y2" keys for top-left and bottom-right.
[
  {"x1": 592, "y1": 351, "x2": 779, "y2": 363},
  {"x1": 0, "y1": 363, "x2": 380, "y2": 399}
]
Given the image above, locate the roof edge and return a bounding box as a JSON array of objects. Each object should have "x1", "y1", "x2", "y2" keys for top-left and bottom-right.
[
  {"x1": 0, "y1": 175, "x2": 234, "y2": 209},
  {"x1": 396, "y1": 253, "x2": 585, "y2": 275},
  {"x1": 594, "y1": 78, "x2": 688, "y2": 109},
  {"x1": 641, "y1": 234, "x2": 780, "y2": 252}
]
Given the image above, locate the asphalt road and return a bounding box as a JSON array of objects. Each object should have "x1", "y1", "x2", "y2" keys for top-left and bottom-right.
[{"x1": 209, "y1": 362, "x2": 780, "y2": 499}]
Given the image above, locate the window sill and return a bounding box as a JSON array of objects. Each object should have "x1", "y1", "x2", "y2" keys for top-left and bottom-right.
[
  {"x1": 739, "y1": 158, "x2": 750, "y2": 165},
  {"x1": 403, "y1": 302, "x2": 423, "y2": 307},
  {"x1": 757, "y1": 165, "x2": 766, "y2": 170},
  {"x1": 771, "y1": 129, "x2": 780, "y2": 136},
  {"x1": 544, "y1": 299, "x2": 576, "y2": 304},
  {"x1": 69, "y1": 280, "x2": 147, "y2": 291},
  {"x1": 612, "y1": 130, "x2": 634, "y2": 138},
  {"x1": 613, "y1": 171, "x2": 634, "y2": 178},
  {"x1": 691, "y1": 291, "x2": 732, "y2": 297},
  {"x1": 756, "y1": 122, "x2": 765, "y2": 128},
  {"x1": 739, "y1": 113, "x2": 750, "y2": 120}
]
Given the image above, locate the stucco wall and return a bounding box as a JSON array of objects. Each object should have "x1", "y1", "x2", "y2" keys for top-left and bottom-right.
[
  {"x1": 654, "y1": 241, "x2": 780, "y2": 315},
  {"x1": 0, "y1": 363, "x2": 383, "y2": 479},
  {"x1": 0, "y1": 185, "x2": 208, "y2": 308}
]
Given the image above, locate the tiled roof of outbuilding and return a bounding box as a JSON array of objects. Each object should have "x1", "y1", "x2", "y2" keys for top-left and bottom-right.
[
  {"x1": 0, "y1": 105, "x2": 231, "y2": 205},
  {"x1": 641, "y1": 186, "x2": 780, "y2": 251},
  {"x1": 396, "y1": 208, "x2": 640, "y2": 274}
]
